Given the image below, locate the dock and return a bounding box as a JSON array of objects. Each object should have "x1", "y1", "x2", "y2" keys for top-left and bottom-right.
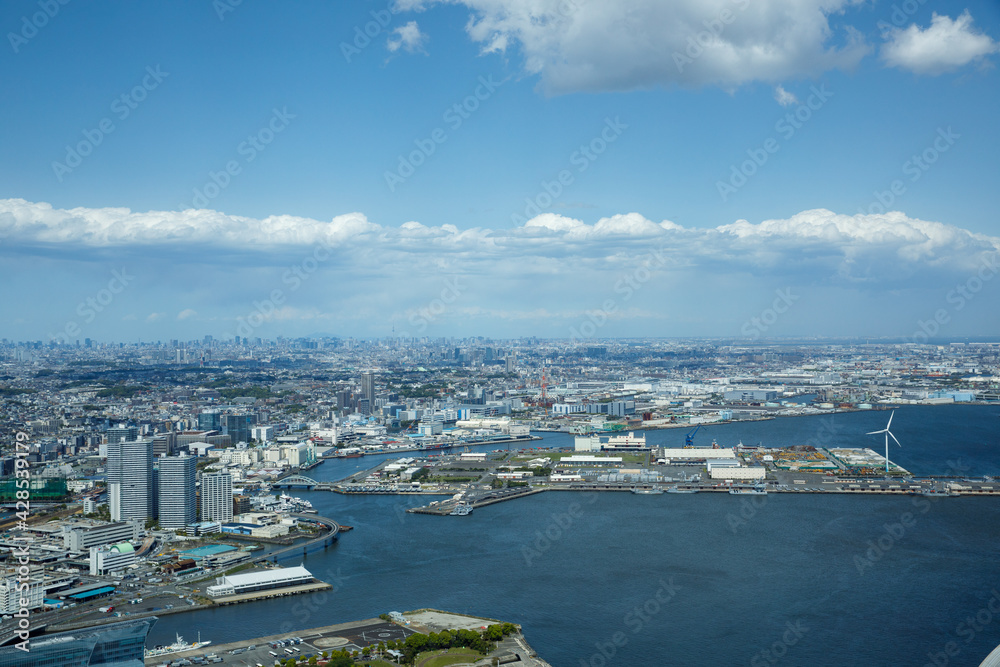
[
  {"x1": 211, "y1": 581, "x2": 332, "y2": 606},
  {"x1": 408, "y1": 486, "x2": 545, "y2": 515}
]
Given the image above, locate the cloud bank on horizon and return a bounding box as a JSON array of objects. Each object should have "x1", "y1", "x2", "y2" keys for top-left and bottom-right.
[
  {"x1": 4, "y1": 198, "x2": 997, "y2": 341},
  {"x1": 2, "y1": 197, "x2": 997, "y2": 278}
]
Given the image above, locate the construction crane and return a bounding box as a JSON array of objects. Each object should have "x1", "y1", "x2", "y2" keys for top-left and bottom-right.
[{"x1": 685, "y1": 424, "x2": 703, "y2": 448}]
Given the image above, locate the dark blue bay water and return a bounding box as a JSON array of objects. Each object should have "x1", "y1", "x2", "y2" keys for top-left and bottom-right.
[{"x1": 149, "y1": 405, "x2": 1000, "y2": 666}]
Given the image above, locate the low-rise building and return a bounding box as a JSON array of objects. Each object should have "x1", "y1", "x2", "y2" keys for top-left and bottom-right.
[{"x1": 206, "y1": 565, "x2": 314, "y2": 597}]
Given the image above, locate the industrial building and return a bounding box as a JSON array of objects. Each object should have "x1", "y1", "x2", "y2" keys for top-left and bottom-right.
[
  {"x1": 574, "y1": 432, "x2": 648, "y2": 452},
  {"x1": 62, "y1": 520, "x2": 141, "y2": 554},
  {"x1": 723, "y1": 390, "x2": 778, "y2": 402},
  {"x1": 708, "y1": 466, "x2": 767, "y2": 480},
  {"x1": 659, "y1": 448, "x2": 737, "y2": 461},
  {"x1": 559, "y1": 455, "x2": 624, "y2": 464},
  {"x1": 90, "y1": 542, "x2": 136, "y2": 576},
  {"x1": 552, "y1": 399, "x2": 636, "y2": 417},
  {"x1": 206, "y1": 565, "x2": 315, "y2": 597}
]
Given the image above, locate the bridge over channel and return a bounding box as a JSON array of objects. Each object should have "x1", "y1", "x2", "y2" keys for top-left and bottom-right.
[{"x1": 271, "y1": 475, "x2": 336, "y2": 490}]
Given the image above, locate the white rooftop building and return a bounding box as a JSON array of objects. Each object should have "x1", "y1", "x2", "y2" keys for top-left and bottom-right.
[{"x1": 206, "y1": 565, "x2": 314, "y2": 597}]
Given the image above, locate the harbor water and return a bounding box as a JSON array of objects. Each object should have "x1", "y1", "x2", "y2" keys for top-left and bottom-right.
[{"x1": 148, "y1": 405, "x2": 1000, "y2": 666}]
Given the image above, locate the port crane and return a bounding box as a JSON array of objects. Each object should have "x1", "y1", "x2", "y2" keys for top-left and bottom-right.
[{"x1": 685, "y1": 424, "x2": 703, "y2": 447}]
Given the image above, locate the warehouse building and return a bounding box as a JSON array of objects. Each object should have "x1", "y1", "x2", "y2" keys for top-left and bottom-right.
[{"x1": 206, "y1": 565, "x2": 315, "y2": 598}]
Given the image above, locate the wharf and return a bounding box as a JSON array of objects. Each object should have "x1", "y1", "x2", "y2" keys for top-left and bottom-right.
[
  {"x1": 211, "y1": 581, "x2": 332, "y2": 606},
  {"x1": 408, "y1": 487, "x2": 545, "y2": 515},
  {"x1": 142, "y1": 610, "x2": 550, "y2": 667},
  {"x1": 329, "y1": 434, "x2": 542, "y2": 459},
  {"x1": 404, "y1": 480, "x2": 1000, "y2": 515}
]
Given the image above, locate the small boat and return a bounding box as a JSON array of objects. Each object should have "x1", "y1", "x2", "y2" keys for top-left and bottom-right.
[
  {"x1": 630, "y1": 487, "x2": 664, "y2": 495},
  {"x1": 729, "y1": 487, "x2": 767, "y2": 495}
]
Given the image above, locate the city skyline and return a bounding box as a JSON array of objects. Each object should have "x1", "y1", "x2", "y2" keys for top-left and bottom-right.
[{"x1": 2, "y1": 0, "x2": 998, "y2": 342}]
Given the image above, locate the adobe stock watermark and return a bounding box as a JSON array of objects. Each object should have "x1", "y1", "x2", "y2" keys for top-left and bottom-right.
[
  {"x1": 340, "y1": 2, "x2": 401, "y2": 62},
  {"x1": 510, "y1": 117, "x2": 628, "y2": 226},
  {"x1": 579, "y1": 577, "x2": 679, "y2": 667},
  {"x1": 185, "y1": 107, "x2": 295, "y2": 209},
  {"x1": 406, "y1": 277, "x2": 465, "y2": 334},
  {"x1": 277, "y1": 566, "x2": 348, "y2": 634},
  {"x1": 858, "y1": 127, "x2": 959, "y2": 216},
  {"x1": 12, "y1": 430, "x2": 33, "y2": 652},
  {"x1": 740, "y1": 288, "x2": 798, "y2": 338},
  {"x1": 521, "y1": 494, "x2": 596, "y2": 566},
  {"x1": 234, "y1": 239, "x2": 330, "y2": 338},
  {"x1": 876, "y1": 0, "x2": 931, "y2": 37},
  {"x1": 213, "y1": 0, "x2": 244, "y2": 21},
  {"x1": 852, "y1": 458, "x2": 970, "y2": 576},
  {"x1": 672, "y1": 0, "x2": 750, "y2": 73},
  {"x1": 921, "y1": 588, "x2": 1000, "y2": 667},
  {"x1": 569, "y1": 244, "x2": 669, "y2": 342},
  {"x1": 726, "y1": 492, "x2": 768, "y2": 534},
  {"x1": 384, "y1": 75, "x2": 503, "y2": 192},
  {"x1": 716, "y1": 85, "x2": 833, "y2": 202},
  {"x1": 749, "y1": 620, "x2": 809, "y2": 667},
  {"x1": 52, "y1": 66, "x2": 169, "y2": 182},
  {"x1": 8, "y1": 0, "x2": 71, "y2": 53},
  {"x1": 906, "y1": 252, "x2": 998, "y2": 344},
  {"x1": 49, "y1": 268, "x2": 134, "y2": 344}
]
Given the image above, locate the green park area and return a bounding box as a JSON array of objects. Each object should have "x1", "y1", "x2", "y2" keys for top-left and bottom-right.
[{"x1": 414, "y1": 648, "x2": 483, "y2": 666}]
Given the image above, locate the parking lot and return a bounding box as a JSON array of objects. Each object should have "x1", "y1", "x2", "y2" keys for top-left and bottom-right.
[{"x1": 146, "y1": 620, "x2": 415, "y2": 667}]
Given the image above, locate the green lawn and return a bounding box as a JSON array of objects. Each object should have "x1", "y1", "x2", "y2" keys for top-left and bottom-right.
[{"x1": 414, "y1": 648, "x2": 482, "y2": 667}]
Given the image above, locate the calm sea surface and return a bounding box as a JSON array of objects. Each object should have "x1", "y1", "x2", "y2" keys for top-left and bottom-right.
[{"x1": 148, "y1": 405, "x2": 1000, "y2": 666}]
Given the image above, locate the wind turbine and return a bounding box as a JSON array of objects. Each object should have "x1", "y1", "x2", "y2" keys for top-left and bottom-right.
[{"x1": 867, "y1": 410, "x2": 902, "y2": 476}]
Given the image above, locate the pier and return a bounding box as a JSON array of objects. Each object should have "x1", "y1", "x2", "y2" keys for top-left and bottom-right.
[{"x1": 211, "y1": 581, "x2": 332, "y2": 606}]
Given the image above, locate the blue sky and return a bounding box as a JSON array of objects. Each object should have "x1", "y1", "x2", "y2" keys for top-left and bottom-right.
[{"x1": 1, "y1": 0, "x2": 999, "y2": 343}]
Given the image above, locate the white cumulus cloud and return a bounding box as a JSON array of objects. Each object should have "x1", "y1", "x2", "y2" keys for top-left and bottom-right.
[
  {"x1": 1, "y1": 199, "x2": 997, "y2": 289},
  {"x1": 774, "y1": 85, "x2": 799, "y2": 107},
  {"x1": 394, "y1": 0, "x2": 871, "y2": 93},
  {"x1": 882, "y1": 11, "x2": 999, "y2": 75},
  {"x1": 387, "y1": 21, "x2": 428, "y2": 54}
]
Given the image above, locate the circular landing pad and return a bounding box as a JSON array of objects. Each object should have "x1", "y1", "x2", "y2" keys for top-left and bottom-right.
[{"x1": 313, "y1": 637, "x2": 349, "y2": 648}]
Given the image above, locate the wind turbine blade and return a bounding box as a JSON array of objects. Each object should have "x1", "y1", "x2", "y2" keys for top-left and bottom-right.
[
  {"x1": 886, "y1": 410, "x2": 894, "y2": 429},
  {"x1": 866, "y1": 429, "x2": 884, "y2": 435},
  {"x1": 888, "y1": 431, "x2": 902, "y2": 448}
]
